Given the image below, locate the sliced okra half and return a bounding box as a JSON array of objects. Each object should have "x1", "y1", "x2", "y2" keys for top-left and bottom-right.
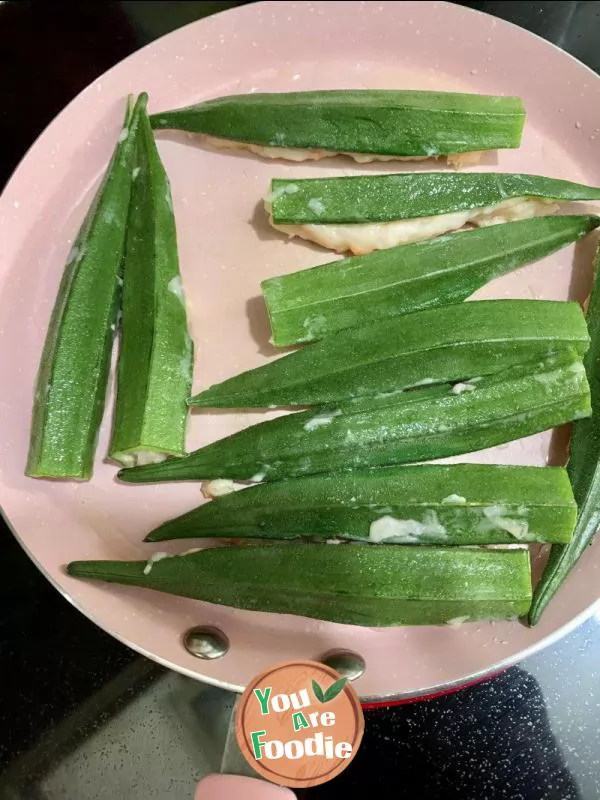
[
  {"x1": 267, "y1": 172, "x2": 600, "y2": 253},
  {"x1": 109, "y1": 96, "x2": 194, "y2": 467},
  {"x1": 150, "y1": 90, "x2": 525, "y2": 164},
  {"x1": 190, "y1": 299, "x2": 589, "y2": 407},
  {"x1": 530, "y1": 245, "x2": 600, "y2": 624},
  {"x1": 67, "y1": 543, "x2": 533, "y2": 626},
  {"x1": 118, "y1": 352, "x2": 591, "y2": 484},
  {"x1": 27, "y1": 94, "x2": 145, "y2": 480},
  {"x1": 146, "y1": 463, "x2": 576, "y2": 546},
  {"x1": 260, "y1": 215, "x2": 599, "y2": 345}
]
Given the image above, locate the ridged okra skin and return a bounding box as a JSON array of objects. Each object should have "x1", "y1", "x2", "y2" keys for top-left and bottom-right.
[
  {"x1": 261, "y1": 216, "x2": 600, "y2": 344},
  {"x1": 530, "y1": 246, "x2": 600, "y2": 624},
  {"x1": 190, "y1": 299, "x2": 589, "y2": 408},
  {"x1": 67, "y1": 544, "x2": 533, "y2": 626},
  {"x1": 146, "y1": 464, "x2": 577, "y2": 547},
  {"x1": 269, "y1": 172, "x2": 600, "y2": 225},
  {"x1": 150, "y1": 90, "x2": 525, "y2": 157},
  {"x1": 109, "y1": 98, "x2": 194, "y2": 467},
  {"x1": 27, "y1": 95, "x2": 145, "y2": 480},
  {"x1": 118, "y1": 354, "x2": 591, "y2": 484}
]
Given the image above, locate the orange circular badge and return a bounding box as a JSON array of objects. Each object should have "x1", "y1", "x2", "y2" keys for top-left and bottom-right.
[{"x1": 235, "y1": 660, "x2": 364, "y2": 788}]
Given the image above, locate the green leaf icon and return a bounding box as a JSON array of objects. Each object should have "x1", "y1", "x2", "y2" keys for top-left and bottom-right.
[
  {"x1": 323, "y1": 677, "x2": 348, "y2": 702},
  {"x1": 312, "y1": 676, "x2": 348, "y2": 703},
  {"x1": 312, "y1": 679, "x2": 325, "y2": 703}
]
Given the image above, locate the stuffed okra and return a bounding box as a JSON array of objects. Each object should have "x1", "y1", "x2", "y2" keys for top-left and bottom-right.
[
  {"x1": 119, "y1": 354, "x2": 590, "y2": 484},
  {"x1": 67, "y1": 544, "x2": 533, "y2": 626},
  {"x1": 108, "y1": 97, "x2": 194, "y2": 467},
  {"x1": 26, "y1": 95, "x2": 145, "y2": 480},
  {"x1": 530, "y1": 246, "x2": 600, "y2": 624},
  {"x1": 261, "y1": 215, "x2": 599, "y2": 344},
  {"x1": 146, "y1": 464, "x2": 576, "y2": 545},
  {"x1": 150, "y1": 90, "x2": 525, "y2": 165},
  {"x1": 267, "y1": 172, "x2": 600, "y2": 253},
  {"x1": 190, "y1": 300, "x2": 589, "y2": 408}
]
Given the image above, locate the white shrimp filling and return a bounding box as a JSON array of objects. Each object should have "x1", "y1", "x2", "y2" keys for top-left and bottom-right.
[
  {"x1": 201, "y1": 133, "x2": 480, "y2": 164},
  {"x1": 369, "y1": 511, "x2": 447, "y2": 544},
  {"x1": 143, "y1": 548, "x2": 203, "y2": 575},
  {"x1": 143, "y1": 552, "x2": 170, "y2": 575},
  {"x1": 202, "y1": 479, "x2": 242, "y2": 499},
  {"x1": 268, "y1": 196, "x2": 558, "y2": 255},
  {"x1": 116, "y1": 450, "x2": 169, "y2": 468}
]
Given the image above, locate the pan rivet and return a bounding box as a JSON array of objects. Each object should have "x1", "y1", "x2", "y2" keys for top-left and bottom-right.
[
  {"x1": 183, "y1": 626, "x2": 229, "y2": 660},
  {"x1": 321, "y1": 649, "x2": 365, "y2": 681}
]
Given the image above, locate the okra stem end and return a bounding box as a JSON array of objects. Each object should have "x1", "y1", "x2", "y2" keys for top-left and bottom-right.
[{"x1": 66, "y1": 561, "x2": 95, "y2": 578}]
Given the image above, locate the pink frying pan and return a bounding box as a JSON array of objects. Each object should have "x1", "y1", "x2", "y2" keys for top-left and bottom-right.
[{"x1": 1, "y1": 1, "x2": 599, "y2": 702}]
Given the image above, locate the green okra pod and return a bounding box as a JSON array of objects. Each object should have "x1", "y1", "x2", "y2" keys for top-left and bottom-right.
[
  {"x1": 109, "y1": 97, "x2": 194, "y2": 467},
  {"x1": 269, "y1": 172, "x2": 600, "y2": 226},
  {"x1": 67, "y1": 544, "x2": 533, "y2": 626},
  {"x1": 267, "y1": 173, "x2": 600, "y2": 253},
  {"x1": 150, "y1": 90, "x2": 525, "y2": 159},
  {"x1": 27, "y1": 95, "x2": 145, "y2": 480},
  {"x1": 118, "y1": 354, "x2": 590, "y2": 484},
  {"x1": 261, "y1": 216, "x2": 599, "y2": 345},
  {"x1": 146, "y1": 464, "x2": 576, "y2": 546},
  {"x1": 190, "y1": 300, "x2": 589, "y2": 408},
  {"x1": 530, "y1": 247, "x2": 600, "y2": 624}
]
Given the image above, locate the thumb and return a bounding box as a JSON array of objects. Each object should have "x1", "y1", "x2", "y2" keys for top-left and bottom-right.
[{"x1": 195, "y1": 774, "x2": 297, "y2": 800}]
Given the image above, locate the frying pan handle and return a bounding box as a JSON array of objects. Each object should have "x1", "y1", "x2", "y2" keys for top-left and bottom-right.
[{"x1": 195, "y1": 774, "x2": 296, "y2": 799}]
